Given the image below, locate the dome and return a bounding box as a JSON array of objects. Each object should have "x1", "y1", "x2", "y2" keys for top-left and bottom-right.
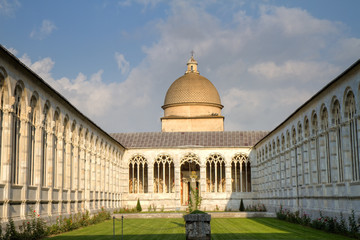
[{"x1": 162, "y1": 57, "x2": 223, "y2": 109}]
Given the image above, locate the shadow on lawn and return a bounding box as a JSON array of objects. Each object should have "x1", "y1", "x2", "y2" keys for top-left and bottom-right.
[{"x1": 48, "y1": 234, "x2": 185, "y2": 240}]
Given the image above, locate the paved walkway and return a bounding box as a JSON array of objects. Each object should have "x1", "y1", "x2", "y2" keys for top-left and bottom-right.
[{"x1": 113, "y1": 211, "x2": 275, "y2": 219}]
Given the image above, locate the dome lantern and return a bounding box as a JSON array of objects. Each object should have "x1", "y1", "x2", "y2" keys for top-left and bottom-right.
[{"x1": 185, "y1": 56, "x2": 199, "y2": 74}]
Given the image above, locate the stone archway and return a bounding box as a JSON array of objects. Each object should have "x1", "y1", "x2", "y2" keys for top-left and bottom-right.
[{"x1": 180, "y1": 153, "x2": 200, "y2": 206}]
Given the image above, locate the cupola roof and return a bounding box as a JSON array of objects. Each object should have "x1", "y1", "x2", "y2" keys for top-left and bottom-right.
[{"x1": 162, "y1": 56, "x2": 222, "y2": 109}]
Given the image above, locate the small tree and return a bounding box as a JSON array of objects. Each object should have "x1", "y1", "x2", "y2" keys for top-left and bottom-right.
[
  {"x1": 136, "y1": 199, "x2": 142, "y2": 212},
  {"x1": 239, "y1": 199, "x2": 245, "y2": 212},
  {"x1": 188, "y1": 186, "x2": 202, "y2": 213}
]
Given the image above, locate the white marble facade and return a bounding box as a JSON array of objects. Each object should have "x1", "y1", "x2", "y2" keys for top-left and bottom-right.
[
  {"x1": 0, "y1": 47, "x2": 123, "y2": 222},
  {"x1": 252, "y1": 60, "x2": 360, "y2": 217},
  {"x1": 120, "y1": 147, "x2": 253, "y2": 212}
]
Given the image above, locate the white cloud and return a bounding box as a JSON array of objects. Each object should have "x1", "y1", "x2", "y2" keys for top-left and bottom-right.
[
  {"x1": 5, "y1": 46, "x2": 18, "y2": 55},
  {"x1": 17, "y1": 3, "x2": 360, "y2": 133},
  {"x1": 30, "y1": 20, "x2": 57, "y2": 40},
  {"x1": 118, "y1": 0, "x2": 165, "y2": 8},
  {"x1": 0, "y1": 0, "x2": 20, "y2": 16},
  {"x1": 20, "y1": 54, "x2": 54, "y2": 81},
  {"x1": 115, "y1": 52, "x2": 130, "y2": 74},
  {"x1": 248, "y1": 61, "x2": 340, "y2": 83}
]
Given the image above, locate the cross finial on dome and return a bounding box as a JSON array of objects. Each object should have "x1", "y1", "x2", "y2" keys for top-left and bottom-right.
[{"x1": 191, "y1": 50, "x2": 194, "y2": 57}]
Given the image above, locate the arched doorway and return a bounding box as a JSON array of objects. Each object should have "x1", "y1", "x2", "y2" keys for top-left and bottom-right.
[{"x1": 180, "y1": 153, "x2": 200, "y2": 206}]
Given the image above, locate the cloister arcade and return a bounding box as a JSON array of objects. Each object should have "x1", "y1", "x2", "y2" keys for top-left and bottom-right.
[
  {"x1": 0, "y1": 54, "x2": 123, "y2": 221},
  {"x1": 127, "y1": 152, "x2": 253, "y2": 201},
  {"x1": 254, "y1": 63, "x2": 360, "y2": 215}
]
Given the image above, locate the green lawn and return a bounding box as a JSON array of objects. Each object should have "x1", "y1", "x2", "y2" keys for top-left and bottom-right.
[{"x1": 47, "y1": 218, "x2": 352, "y2": 240}]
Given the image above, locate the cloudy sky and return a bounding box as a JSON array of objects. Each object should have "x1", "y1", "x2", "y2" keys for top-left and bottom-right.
[{"x1": 1, "y1": 0, "x2": 360, "y2": 133}]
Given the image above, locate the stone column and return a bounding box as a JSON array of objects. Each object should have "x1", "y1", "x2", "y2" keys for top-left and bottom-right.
[
  {"x1": 57, "y1": 132, "x2": 64, "y2": 215},
  {"x1": 79, "y1": 145, "x2": 85, "y2": 211},
  {"x1": 84, "y1": 149, "x2": 90, "y2": 210},
  {"x1": 200, "y1": 163, "x2": 205, "y2": 195},
  {"x1": 96, "y1": 153, "x2": 100, "y2": 208},
  {"x1": 46, "y1": 122, "x2": 54, "y2": 216},
  {"x1": 225, "y1": 163, "x2": 231, "y2": 194},
  {"x1": 65, "y1": 138, "x2": 72, "y2": 214},
  {"x1": 2, "y1": 103, "x2": 14, "y2": 222},
  {"x1": 175, "y1": 162, "x2": 181, "y2": 206},
  {"x1": 73, "y1": 142, "x2": 79, "y2": 213},
  {"x1": 101, "y1": 158, "x2": 105, "y2": 207},
  {"x1": 19, "y1": 109, "x2": 30, "y2": 219},
  {"x1": 35, "y1": 122, "x2": 45, "y2": 214}
]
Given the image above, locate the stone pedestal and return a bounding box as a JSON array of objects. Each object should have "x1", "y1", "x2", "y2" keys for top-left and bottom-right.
[{"x1": 184, "y1": 213, "x2": 211, "y2": 240}]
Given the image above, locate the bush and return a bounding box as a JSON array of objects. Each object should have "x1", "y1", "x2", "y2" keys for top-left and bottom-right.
[
  {"x1": 0, "y1": 210, "x2": 47, "y2": 240},
  {"x1": 276, "y1": 207, "x2": 360, "y2": 238},
  {"x1": 245, "y1": 203, "x2": 267, "y2": 212},
  {"x1": 349, "y1": 210, "x2": 359, "y2": 237},
  {"x1": 136, "y1": 199, "x2": 142, "y2": 212},
  {"x1": 0, "y1": 208, "x2": 112, "y2": 240},
  {"x1": 239, "y1": 199, "x2": 245, "y2": 212},
  {"x1": 189, "y1": 210, "x2": 206, "y2": 214}
]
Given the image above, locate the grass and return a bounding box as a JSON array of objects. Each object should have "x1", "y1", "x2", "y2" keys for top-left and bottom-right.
[{"x1": 47, "y1": 217, "x2": 353, "y2": 240}]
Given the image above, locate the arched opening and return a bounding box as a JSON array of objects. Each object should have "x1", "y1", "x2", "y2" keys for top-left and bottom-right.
[
  {"x1": 154, "y1": 154, "x2": 175, "y2": 193},
  {"x1": 206, "y1": 154, "x2": 225, "y2": 192},
  {"x1": 29, "y1": 95, "x2": 38, "y2": 186},
  {"x1": 129, "y1": 155, "x2": 148, "y2": 193},
  {"x1": 231, "y1": 153, "x2": 251, "y2": 192},
  {"x1": 53, "y1": 111, "x2": 60, "y2": 188},
  {"x1": 11, "y1": 84, "x2": 23, "y2": 184},
  {"x1": 180, "y1": 153, "x2": 200, "y2": 206},
  {"x1": 345, "y1": 90, "x2": 358, "y2": 181}
]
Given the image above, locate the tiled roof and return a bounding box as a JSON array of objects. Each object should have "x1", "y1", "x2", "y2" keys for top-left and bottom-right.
[{"x1": 110, "y1": 131, "x2": 269, "y2": 149}]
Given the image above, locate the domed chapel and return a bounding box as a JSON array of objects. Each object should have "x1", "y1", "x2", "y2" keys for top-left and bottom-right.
[
  {"x1": 0, "y1": 44, "x2": 359, "y2": 222},
  {"x1": 161, "y1": 56, "x2": 224, "y2": 132}
]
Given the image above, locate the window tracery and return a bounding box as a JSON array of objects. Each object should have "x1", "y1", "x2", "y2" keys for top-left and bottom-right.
[
  {"x1": 231, "y1": 153, "x2": 251, "y2": 192},
  {"x1": 11, "y1": 84, "x2": 22, "y2": 184},
  {"x1": 154, "y1": 154, "x2": 174, "y2": 193},
  {"x1": 129, "y1": 154, "x2": 148, "y2": 193},
  {"x1": 206, "y1": 153, "x2": 225, "y2": 193},
  {"x1": 29, "y1": 95, "x2": 37, "y2": 186},
  {"x1": 345, "y1": 90, "x2": 359, "y2": 181}
]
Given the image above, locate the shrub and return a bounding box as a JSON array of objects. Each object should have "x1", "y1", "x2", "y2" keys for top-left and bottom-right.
[
  {"x1": 245, "y1": 203, "x2": 267, "y2": 212},
  {"x1": 136, "y1": 199, "x2": 142, "y2": 212},
  {"x1": 276, "y1": 206, "x2": 360, "y2": 239},
  {"x1": 338, "y1": 212, "x2": 348, "y2": 234},
  {"x1": 349, "y1": 210, "x2": 359, "y2": 237},
  {"x1": 276, "y1": 205, "x2": 287, "y2": 220},
  {"x1": 190, "y1": 210, "x2": 206, "y2": 214},
  {"x1": 239, "y1": 199, "x2": 245, "y2": 212},
  {"x1": 300, "y1": 212, "x2": 311, "y2": 226}
]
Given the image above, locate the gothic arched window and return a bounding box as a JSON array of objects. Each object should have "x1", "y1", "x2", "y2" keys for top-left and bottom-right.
[
  {"x1": 154, "y1": 154, "x2": 174, "y2": 193},
  {"x1": 11, "y1": 84, "x2": 22, "y2": 184},
  {"x1": 206, "y1": 153, "x2": 225, "y2": 193},
  {"x1": 231, "y1": 153, "x2": 251, "y2": 192},
  {"x1": 129, "y1": 155, "x2": 148, "y2": 193},
  {"x1": 345, "y1": 90, "x2": 358, "y2": 181},
  {"x1": 42, "y1": 103, "x2": 50, "y2": 186},
  {"x1": 29, "y1": 95, "x2": 38, "y2": 185},
  {"x1": 53, "y1": 111, "x2": 60, "y2": 188}
]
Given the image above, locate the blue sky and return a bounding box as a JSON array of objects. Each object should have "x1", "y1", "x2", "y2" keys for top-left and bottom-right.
[{"x1": 1, "y1": 0, "x2": 360, "y2": 133}]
